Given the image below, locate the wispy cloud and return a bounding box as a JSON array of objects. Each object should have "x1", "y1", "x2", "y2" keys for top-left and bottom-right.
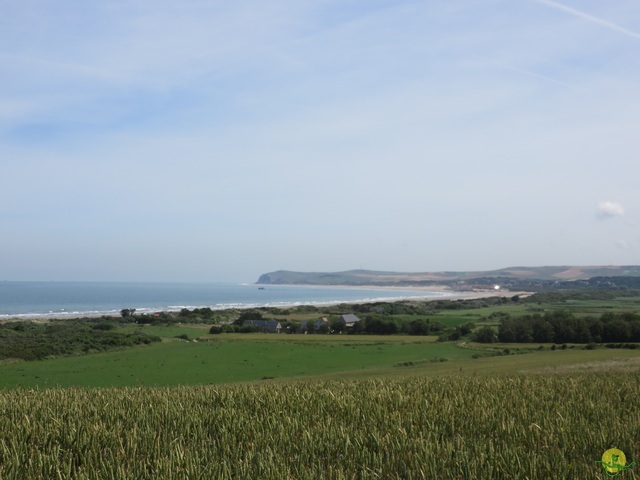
[
  {"x1": 533, "y1": 0, "x2": 640, "y2": 40},
  {"x1": 597, "y1": 201, "x2": 625, "y2": 219}
]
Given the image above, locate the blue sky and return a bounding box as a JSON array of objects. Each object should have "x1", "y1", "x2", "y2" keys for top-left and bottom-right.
[{"x1": 1, "y1": 0, "x2": 638, "y2": 282}]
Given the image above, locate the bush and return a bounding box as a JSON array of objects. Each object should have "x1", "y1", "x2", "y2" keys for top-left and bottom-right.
[
  {"x1": 472, "y1": 326, "x2": 497, "y2": 343},
  {"x1": 92, "y1": 323, "x2": 116, "y2": 331},
  {"x1": 220, "y1": 325, "x2": 238, "y2": 333},
  {"x1": 0, "y1": 321, "x2": 161, "y2": 361}
]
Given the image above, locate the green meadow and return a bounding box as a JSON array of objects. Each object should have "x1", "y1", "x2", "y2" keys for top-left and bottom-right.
[
  {"x1": 0, "y1": 333, "x2": 480, "y2": 389},
  {"x1": 2, "y1": 327, "x2": 640, "y2": 389}
]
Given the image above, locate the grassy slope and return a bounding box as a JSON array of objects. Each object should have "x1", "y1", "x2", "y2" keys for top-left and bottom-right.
[
  {"x1": 2, "y1": 329, "x2": 640, "y2": 388},
  {"x1": 0, "y1": 334, "x2": 479, "y2": 389}
]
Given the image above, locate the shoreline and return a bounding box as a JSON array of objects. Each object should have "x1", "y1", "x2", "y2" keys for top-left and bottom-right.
[
  {"x1": 256, "y1": 282, "x2": 527, "y2": 299},
  {"x1": 0, "y1": 284, "x2": 526, "y2": 322}
]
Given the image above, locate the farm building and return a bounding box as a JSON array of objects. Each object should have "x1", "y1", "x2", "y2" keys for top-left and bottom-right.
[
  {"x1": 242, "y1": 320, "x2": 281, "y2": 333},
  {"x1": 338, "y1": 314, "x2": 360, "y2": 328}
]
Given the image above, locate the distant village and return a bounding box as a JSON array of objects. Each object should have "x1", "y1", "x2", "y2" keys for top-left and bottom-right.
[{"x1": 241, "y1": 314, "x2": 360, "y2": 334}]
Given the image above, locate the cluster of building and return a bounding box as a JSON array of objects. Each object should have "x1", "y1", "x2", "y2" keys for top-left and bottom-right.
[{"x1": 242, "y1": 314, "x2": 361, "y2": 333}]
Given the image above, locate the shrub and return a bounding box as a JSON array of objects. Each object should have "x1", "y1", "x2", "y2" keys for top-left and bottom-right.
[
  {"x1": 472, "y1": 326, "x2": 497, "y2": 343},
  {"x1": 0, "y1": 321, "x2": 161, "y2": 361},
  {"x1": 92, "y1": 323, "x2": 116, "y2": 331},
  {"x1": 220, "y1": 325, "x2": 238, "y2": 333}
]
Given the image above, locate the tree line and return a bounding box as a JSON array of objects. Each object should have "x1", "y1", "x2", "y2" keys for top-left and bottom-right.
[{"x1": 482, "y1": 311, "x2": 640, "y2": 344}]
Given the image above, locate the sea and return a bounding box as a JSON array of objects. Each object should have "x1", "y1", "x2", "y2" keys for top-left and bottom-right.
[{"x1": 0, "y1": 281, "x2": 448, "y2": 319}]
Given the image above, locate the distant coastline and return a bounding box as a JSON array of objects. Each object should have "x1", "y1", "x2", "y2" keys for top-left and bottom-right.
[
  {"x1": 12, "y1": 266, "x2": 612, "y2": 321},
  {"x1": 0, "y1": 282, "x2": 463, "y2": 321},
  {"x1": 12, "y1": 288, "x2": 526, "y2": 322}
]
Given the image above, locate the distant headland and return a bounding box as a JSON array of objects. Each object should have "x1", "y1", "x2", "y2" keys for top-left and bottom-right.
[{"x1": 257, "y1": 266, "x2": 640, "y2": 290}]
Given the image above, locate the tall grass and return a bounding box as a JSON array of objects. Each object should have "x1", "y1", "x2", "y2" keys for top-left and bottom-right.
[{"x1": 1, "y1": 374, "x2": 638, "y2": 479}]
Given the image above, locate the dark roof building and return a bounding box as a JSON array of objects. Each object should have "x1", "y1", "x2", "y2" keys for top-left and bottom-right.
[
  {"x1": 338, "y1": 314, "x2": 360, "y2": 327},
  {"x1": 242, "y1": 319, "x2": 281, "y2": 333}
]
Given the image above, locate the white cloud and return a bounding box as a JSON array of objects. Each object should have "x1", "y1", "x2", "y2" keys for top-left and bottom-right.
[
  {"x1": 616, "y1": 240, "x2": 629, "y2": 249},
  {"x1": 597, "y1": 201, "x2": 625, "y2": 219}
]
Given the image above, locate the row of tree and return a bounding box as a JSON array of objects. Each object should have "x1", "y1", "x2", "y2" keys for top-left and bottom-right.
[{"x1": 491, "y1": 311, "x2": 640, "y2": 343}]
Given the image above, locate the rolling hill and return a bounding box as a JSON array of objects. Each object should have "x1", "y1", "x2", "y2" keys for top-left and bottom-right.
[{"x1": 256, "y1": 266, "x2": 640, "y2": 287}]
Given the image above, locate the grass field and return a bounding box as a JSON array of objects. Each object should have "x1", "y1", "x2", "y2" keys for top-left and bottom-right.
[
  {"x1": 119, "y1": 323, "x2": 210, "y2": 340},
  {"x1": 2, "y1": 328, "x2": 640, "y2": 389},
  {"x1": 0, "y1": 333, "x2": 482, "y2": 389},
  {"x1": 431, "y1": 295, "x2": 640, "y2": 320}
]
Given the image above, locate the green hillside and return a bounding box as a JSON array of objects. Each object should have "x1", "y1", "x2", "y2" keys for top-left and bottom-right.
[{"x1": 257, "y1": 265, "x2": 640, "y2": 286}]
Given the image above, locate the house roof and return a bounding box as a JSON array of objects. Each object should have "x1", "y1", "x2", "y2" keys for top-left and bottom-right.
[{"x1": 339, "y1": 314, "x2": 360, "y2": 325}]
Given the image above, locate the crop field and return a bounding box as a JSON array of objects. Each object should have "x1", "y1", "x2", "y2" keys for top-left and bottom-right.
[{"x1": 1, "y1": 373, "x2": 638, "y2": 479}]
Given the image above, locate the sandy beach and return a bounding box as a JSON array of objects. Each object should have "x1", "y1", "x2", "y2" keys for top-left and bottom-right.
[
  {"x1": 1, "y1": 283, "x2": 528, "y2": 322},
  {"x1": 287, "y1": 283, "x2": 529, "y2": 301}
]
